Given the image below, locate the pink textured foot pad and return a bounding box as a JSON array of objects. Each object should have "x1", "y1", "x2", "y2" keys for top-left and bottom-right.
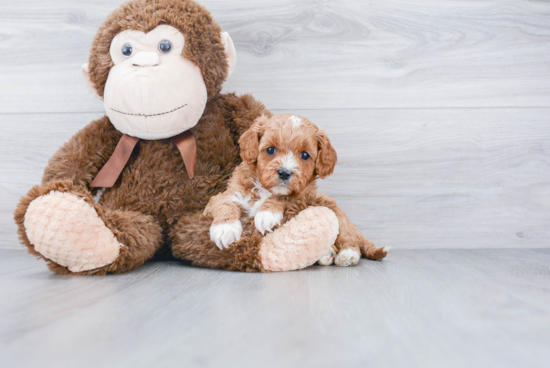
[
  {"x1": 24, "y1": 191, "x2": 122, "y2": 272},
  {"x1": 259, "y1": 207, "x2": 339, "y2": 272}
]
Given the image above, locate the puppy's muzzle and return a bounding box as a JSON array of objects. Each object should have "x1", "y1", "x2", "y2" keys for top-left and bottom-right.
[{"x1": 277, "y1": 168, "x2": 292, "y2": 181}]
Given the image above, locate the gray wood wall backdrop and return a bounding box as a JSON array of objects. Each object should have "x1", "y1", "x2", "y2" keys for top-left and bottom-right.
[{"x1": 1, "y1": 0, "x2": 549, "y2": 250}]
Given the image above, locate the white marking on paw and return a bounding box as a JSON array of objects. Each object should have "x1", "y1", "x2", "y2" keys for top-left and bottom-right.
[
  {"x1": 289, "y1": 115, "x2": 302, "y2": 128},
  {"x1": 383, "y1": 246, "x2": 391, "y2": 253},
  {"x1": 318, "y1": 247, "x2": 336, "y2": 266},
  {"x1": 254, "y1": 210, "x2": 283, "y2": 235},
  {"x1": 210, "y1": 220, "x2": 242, "y2": 250},
  {"x1": 334, "y1": 248, "x2": 361, "y2": 267}
]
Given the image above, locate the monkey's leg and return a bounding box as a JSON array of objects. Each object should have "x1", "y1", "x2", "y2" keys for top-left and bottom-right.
[
  {"x1": 14, "y1": 180, "x2": 163, "y2": 275},
  {"x1": 171, "y1": 206, "x2": 339, "y2": 272}
]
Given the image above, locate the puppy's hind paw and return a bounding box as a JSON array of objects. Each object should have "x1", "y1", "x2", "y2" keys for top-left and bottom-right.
[
  {"x1": 210, "y1": 220, "x2": 242, "y2": 250},
  {"x1": 334, "y1": 248, "x2": 361, "y2": 267},
  {"x1": 318, "y1": 247, "x2": 336, "y2": 266}
]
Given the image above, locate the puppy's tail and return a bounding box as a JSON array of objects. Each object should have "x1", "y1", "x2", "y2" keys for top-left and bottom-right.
[{"x1": 360, "y1": 236, "x2": 390, "y2": 261}]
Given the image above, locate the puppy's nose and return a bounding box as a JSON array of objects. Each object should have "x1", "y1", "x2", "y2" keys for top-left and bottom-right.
[
  {"x1": 132, "y1": 52, "x2": 160, "y2": 67},
  {"x1": 278, "y1": 168, "x2": 292, "y2": 181}
]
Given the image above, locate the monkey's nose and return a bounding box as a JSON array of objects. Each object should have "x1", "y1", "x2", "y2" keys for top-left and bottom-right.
[
  {"x1": 278, "y1": 168, "x2": 292, "y2": 181},
  {"x1": 132, "y1": 52, "x2": 160, "y2": 67}
]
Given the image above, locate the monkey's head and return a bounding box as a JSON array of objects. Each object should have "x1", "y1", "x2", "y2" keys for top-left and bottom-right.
[{"x1": 82, "y1": 0, "x2": 236, "y2": 140}]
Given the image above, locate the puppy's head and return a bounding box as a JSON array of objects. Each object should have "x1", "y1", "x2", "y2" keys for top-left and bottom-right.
[{"x1": 239, "y1": 114, "x2": 337, "y2": 196}]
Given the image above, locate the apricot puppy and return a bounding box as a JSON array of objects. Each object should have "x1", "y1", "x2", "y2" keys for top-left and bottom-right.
[{"x1": 203, "y1": 114, "x2": 389, "y2": 266}]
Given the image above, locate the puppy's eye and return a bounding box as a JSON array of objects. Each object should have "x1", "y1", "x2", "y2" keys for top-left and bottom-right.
[
  {"x1": 300, "y1": 152, "x2": 310, "y2": 161},
  {"x1": 158, "y1": 40, "x2": 172, "y2": 54},
  {"x1": 121, "y1": 43, "x2": 133, "y2": 58},
  {"x1": 266, "y1": 147, "x2": 276, "y2": 155}
]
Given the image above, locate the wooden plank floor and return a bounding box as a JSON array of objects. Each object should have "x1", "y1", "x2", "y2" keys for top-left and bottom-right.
[{"x1": 1, "y1": 249, "x2": 549, "y2": 368}]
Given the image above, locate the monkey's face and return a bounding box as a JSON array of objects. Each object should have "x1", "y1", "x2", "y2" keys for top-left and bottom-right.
[{"x1": 102, "y1": 25, "x2": 208, "y2": 140}]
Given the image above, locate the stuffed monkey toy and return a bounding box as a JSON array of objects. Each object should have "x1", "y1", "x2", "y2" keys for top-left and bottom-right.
[{"x1": 14, "y1": 0, "x2": 376, "y2": 275}]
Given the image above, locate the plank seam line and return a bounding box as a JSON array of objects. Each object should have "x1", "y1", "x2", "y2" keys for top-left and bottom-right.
[{"x1": 3, "y1": 106, "x2": 550, "y2": 115}]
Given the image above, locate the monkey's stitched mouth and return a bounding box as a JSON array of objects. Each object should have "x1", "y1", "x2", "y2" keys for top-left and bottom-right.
[{"x1": 109, "y1": 103, "x2": 188, "y2": 117}]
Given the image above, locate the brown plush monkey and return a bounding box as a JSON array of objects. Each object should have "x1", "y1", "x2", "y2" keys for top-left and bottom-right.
[{"x1": 14, "y1": 0, "x2": 378, "y2": 275}]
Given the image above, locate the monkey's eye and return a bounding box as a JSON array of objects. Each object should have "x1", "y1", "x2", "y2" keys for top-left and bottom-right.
[
  {"x1": 266, "y1": 147, "x2": 276, "y2": 155},
  {"x1": 300, "y1": 152, "x2": 310, "y2": 161},
  {"x1": 158, "y1": 40, "x2": 173, "y2": 54},
  {"x1": 121, "y1": 43, "x2": 133, "y2": 58}
]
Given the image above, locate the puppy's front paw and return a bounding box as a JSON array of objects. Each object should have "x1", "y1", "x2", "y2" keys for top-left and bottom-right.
[
  {"x1": 254, "y1": 210, "x2": 283, "y2": 235},
  {"x1": 334, "y1": 248, "x2": 361, "y2": 267},
  {"x1": 210, "y1": 220, "x2": 242, "y2": 250}
]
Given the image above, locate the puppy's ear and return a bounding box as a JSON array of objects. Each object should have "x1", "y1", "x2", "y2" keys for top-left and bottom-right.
[
  {"x1": 315, "y1": 130, "x2": 337, "y2": 179},
  {"x1": 239, "y1": 116, "x2": 268, "y2": 164}
]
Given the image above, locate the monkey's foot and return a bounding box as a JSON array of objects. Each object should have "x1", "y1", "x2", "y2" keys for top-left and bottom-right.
[
  {"x1": 24, "y1": 191, "x2": 122, "y2": 272},
  {"x1": 259, "y1": 207, "x2": 339, "y2": 272}
]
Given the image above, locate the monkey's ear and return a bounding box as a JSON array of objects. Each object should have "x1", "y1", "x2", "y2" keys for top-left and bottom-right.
[
  {"x1": 239, "y1": 116, "x2": 268, "y2": 164},
  {"x1": 315, "y1": 130, "x2": 337, "y2": 179},
  {"x1": 221, "y1": 32, "x2": 237, "y2": 78},
  {"x1": 81, "y1": 63, "x2": 102, "y2": 100}
]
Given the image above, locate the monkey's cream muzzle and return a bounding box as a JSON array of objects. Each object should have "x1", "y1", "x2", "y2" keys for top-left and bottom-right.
[
  {"x1": 103, "y1": 25, "x2": 208, "y2": 140},
  {"x1": 131, "y1": 51, "x2": 160, "y2": 67}
]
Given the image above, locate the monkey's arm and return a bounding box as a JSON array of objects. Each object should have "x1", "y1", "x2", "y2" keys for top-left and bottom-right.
[
  {"x1": 217, "y1": 93, "x2": 271, "y2": 141},
  {"x1": 41, "y1": 116, "x2": 121, "y2": 191}
]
